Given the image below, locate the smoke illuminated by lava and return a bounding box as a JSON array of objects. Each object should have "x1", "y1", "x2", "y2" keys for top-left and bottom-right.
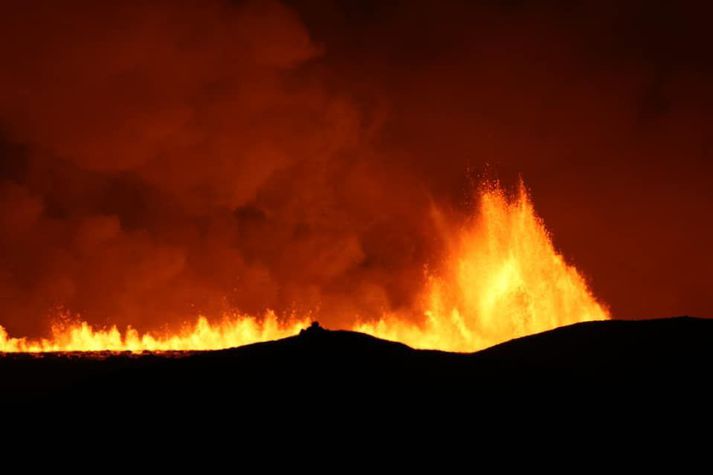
[
  {"x1": 0, "y1": 182, "x2": 608, "y2": 353},
  {"x1": 5, "y1": 0, "x2": 711, "y2": 354}
]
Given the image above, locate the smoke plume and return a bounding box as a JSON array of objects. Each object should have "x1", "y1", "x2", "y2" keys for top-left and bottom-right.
[{"x1": 1, "y1": 0, "x2": 712, "y2": 335}]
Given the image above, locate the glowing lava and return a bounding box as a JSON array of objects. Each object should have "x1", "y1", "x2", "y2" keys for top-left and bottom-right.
[
  {"x1": 0, "y1": 312, "x2": 309, "y2": 353},
  {"x1": 0, "y1": 182, "x2": 608, "y2": 353},
  {"x1": 357, "y1": 182, "x2": 609, "y2": 351}
]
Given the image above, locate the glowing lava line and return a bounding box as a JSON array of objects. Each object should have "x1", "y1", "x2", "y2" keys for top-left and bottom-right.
[{"x1": 0, "y1": 182, "x2": 608, "y2": 353}]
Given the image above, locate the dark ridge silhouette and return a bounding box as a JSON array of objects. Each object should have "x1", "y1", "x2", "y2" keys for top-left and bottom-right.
[{"x1": 2, "y1": 317, "x2": 713, "y2": 409}]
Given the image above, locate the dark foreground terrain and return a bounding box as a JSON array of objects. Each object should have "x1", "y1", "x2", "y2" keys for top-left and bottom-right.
[{"x1": 2, "y1": 316, "x2": 713, "y2": 409}]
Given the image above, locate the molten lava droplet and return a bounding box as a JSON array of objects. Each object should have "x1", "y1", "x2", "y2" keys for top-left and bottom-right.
[
  {"x1": 356, "y1": 182, "x2": 609, "y2": 351},
  {"x1": 0, "y1": 181, "x2": 608, "y2": 353}
]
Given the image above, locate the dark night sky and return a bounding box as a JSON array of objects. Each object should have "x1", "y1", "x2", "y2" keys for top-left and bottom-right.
[{"x1": 0, "y1": 0, "x2": 711, "y2": 336}]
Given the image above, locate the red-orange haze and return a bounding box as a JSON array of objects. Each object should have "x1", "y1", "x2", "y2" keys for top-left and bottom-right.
[
  {"x1": 0, "y1": 182, "x2": 608, "y2": 352},
  {"x1": 0, "y1": 0, "x2": 709, "y2": 351}
]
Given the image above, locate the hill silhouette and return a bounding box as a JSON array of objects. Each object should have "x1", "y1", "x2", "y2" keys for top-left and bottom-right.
[{"x1": 2, "y1": 317, "x2": 712, "y2": 408}]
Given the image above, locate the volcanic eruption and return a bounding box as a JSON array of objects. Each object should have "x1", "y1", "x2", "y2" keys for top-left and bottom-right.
[
  {"x1": 0, "y1": 0, "x2": 710, "y2": 360},
  {"x1": 0, "y1": 180, "x2": 608, "y2": 352}
]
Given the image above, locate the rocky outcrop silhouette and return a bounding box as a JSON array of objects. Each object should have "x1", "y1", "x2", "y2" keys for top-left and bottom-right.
[{"x1": 2, "y1": 316, "x2": 712, "y2": 409}]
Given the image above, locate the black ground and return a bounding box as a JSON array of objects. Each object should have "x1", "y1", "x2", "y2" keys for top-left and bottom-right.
[{"x1": 2, "y1": 316, "x2": 713, "y2": 407}]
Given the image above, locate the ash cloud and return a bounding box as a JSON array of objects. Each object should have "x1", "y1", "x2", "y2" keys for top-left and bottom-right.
[
  {"x1": 0, "y1": 0, "x2": 434, "y2": 335},
  {"x1": 0, "y1": 0, "x2": 712, "y2": 335}
]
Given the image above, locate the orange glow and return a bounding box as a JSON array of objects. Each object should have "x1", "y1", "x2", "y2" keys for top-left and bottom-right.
[
  {"x1": 356, "y1": 182, "x2": 609, "y2": 351},
  {"x1": 0, "y1": 182, "x2": 608, "y2": 354},
  {"x1": 0, "y1": 312, "x2": 309, "y2": 353}
]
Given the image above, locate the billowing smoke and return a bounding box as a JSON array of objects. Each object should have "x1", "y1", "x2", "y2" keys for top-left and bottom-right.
[
  {"x1": 0, "y1": 0, "x2": 712, "y2": 336},
  {"x1": 0, "y1": 0, "x2": 436, "y2": 335}
]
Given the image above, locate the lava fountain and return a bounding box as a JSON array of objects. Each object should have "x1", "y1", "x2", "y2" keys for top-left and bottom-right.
[
  {"x1": 0, "y1": 181, "x2": 608, "y2": 353},
  {"x1": 357, "y1": 182, "x2": 609, "y2": 351}
]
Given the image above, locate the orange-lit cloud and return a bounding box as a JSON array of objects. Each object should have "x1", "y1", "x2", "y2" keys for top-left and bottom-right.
[{"x1": 0, "y1": 0, "x2": 711, "y2": 339}]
